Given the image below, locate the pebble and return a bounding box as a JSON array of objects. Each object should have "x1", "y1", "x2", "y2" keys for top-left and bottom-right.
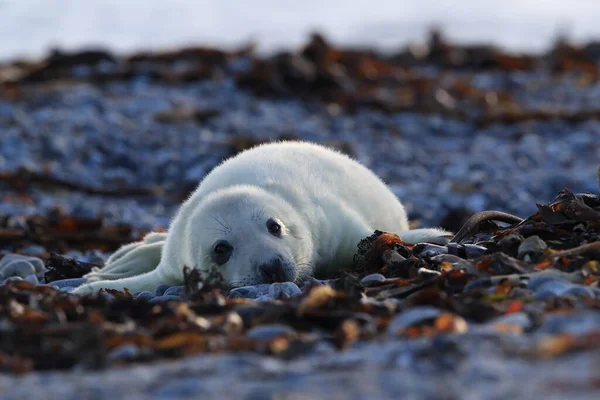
[
  {"x1": 483, "y1": 312, "x2": 533, "y2": 332},
  {"x1": 246, "y1": 323, "x2": 296, "y2": 340},
  {"x1": 0, "y1": 254, "x2": 45, "y2": 273},
  {"x1": 135, "y1": 291, "x2": 156, "y2": 301},
  {"x1": 50, "y1": 278, "x2": 88, "y2": 288},
  {"x1": 150, "y1": 295, "x2": 182, "y2": 304},
  {"x1": 387, "y1": 306, "x2": 441, "y2": 335},
  {"x1": 107, "y1": 344, "x2": 140, "y2": 361},
  {"x1": 163, "y1": 286, "x2": 185, "y2": 297},
  {"x1": 517, "y1": 235, "x2": 548, "y2": 261},
  {"x1": 154, "y1": 284, "x2": 172, "y2": 296},
  {"x1": 0, "y1": 260, "x2": 36, "y2": 280},
  {"x1": 228, "y1": 286, "x2": 258, "y2": 299},
  {"x1": 360, "y1": 273, "x2": 387, "y2": 286},
  {"x1": 2, "y1": 276, "x2": 23, "y2": 283},
  {"x1": 23, "y1": 274, "x2": 39, "y2": 284},
  {"x1": 268, "y1": 282, "x2": 301, "y2": 299}
]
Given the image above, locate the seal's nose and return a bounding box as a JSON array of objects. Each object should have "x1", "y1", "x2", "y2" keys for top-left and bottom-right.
[{"x1": 257, "y1": 258, "x2": 287, "y2": 283}]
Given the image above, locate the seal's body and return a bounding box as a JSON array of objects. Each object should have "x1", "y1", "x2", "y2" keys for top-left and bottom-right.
[{"x1": 74, "y1": 141, "x2": 450, "y2": 294}]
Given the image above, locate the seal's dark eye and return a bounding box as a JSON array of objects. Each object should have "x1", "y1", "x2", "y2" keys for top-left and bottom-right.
[
  {"x1": 266, "y1": 218, "x2": 281, "y2": 236},
  {"x1": 212, "y1": 240, "x2": 233, "y2": 265}
]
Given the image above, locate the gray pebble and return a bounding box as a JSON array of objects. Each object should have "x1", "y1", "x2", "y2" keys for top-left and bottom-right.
[
  {"x1": 268, "y1": 282, "x2": 301, "y2": 299},
  {"x1": 484, "y1": 312, "x2": 532, "y2": 331},
  {"x1": 135, "y1": 291, "x2": 156, "y2": 301},
  {"x1": 107, "y1": 344, "x2": 140, "y2": 361},
  {"x1": 0, "y1": 254, "x2": 45, "y2": 273},
  {"x1": 246, "y1": 323, "x2": 295, "y2": 340},
  {"x1": 463, "y1": 244, "x2": 488, "y2": 259},
  {"x1": 360, "y1": 273, "x2": 387, "y2": 286},
  {"x1": 100, "y1": 291, "x2": 116, "y2": 301},
  {"x1": 164, "y1": 286, "x2": 185, "y2": 297},
  {"x1": 530, "y1": 277, "x2": 573, "y2": 295},
  {"x1": 228, "y1": 286, "x2": 258, "y2": 299},
  {"x1": 255, "y1": 294, "x2": 274, "y2": 302},
  {"x1": 255, "y1": 284, "x2": 272, "y2": 295},
  {"x1": 418, "y1": 244, "x2": 448, "y2": 258},
  {"x1": 23, "y1": 274, "x2": 39, "y2": 284},
  {"x1": 150, "y1": 295, "x2": 182, "y2": 304},
  {"x1": 562, "y1": 286, "x2": 597, "y2": 299},
  {"x1": 2, "y1": 276, "x2": 23, "y2": 284},
  {"x1": 20, "y1": 245, "x2": 47, "y2": 257},
  {"x1": 0, "y1": 260, "x2": 37, "y2": 280},
  {"x1": 51, "y1": 278, "x2": 88, "y2": 288},
  {"x1": 518, "y1": 235, "x2": 547, "y2": 261},
  {"x1": 154, "y1": 284, "x2": 171, "y2": 296},
  {"x1": 59, "y1": 286, "x2": 74, "y2": 292},
  {"x1": 387, "y1": 306, "x2": 441, "y2": 335}
]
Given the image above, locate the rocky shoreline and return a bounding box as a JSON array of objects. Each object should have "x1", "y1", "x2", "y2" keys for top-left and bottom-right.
[{"x1": 1, "y1": 32, "x2": 600, "y2": 398}]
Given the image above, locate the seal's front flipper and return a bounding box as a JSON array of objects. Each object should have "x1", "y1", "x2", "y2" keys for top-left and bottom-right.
[
  {"x1": 85, "y1": 232, "x2": 166, "y2": 282},
  {"x1": 397, "y1": 228, "x2": 453, "y2": 245},
  {"x1": 73, "y1": 269, "x2": 176, "y2": 295}
]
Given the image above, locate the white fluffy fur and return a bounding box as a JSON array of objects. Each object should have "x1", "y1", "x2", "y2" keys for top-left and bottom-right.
[{"x1": 74, "y1": 141, "x2": 450, "y2": 294}]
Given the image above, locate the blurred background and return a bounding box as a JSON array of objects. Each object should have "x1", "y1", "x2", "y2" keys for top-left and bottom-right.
[
  {"x1": 1, "y1": 0, "x2": 600, "y2": 256},
  {"x1": 1, "y1": 0, "x2": 599, "y2": 60}
]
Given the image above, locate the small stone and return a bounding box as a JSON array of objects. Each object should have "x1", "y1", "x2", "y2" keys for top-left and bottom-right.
[
  {"x1": 150, "y1": 295, "x2": 182, "y2": 304},
  {"x1": 0, "y1": 260, "x2": 37, "y2": 280},
  {"x1": 463, "y1": 244, "x2": 487, "y2": 259},
  {"x1": 163, "y1": 286, "x2": 185, "y2": 297},
  {"x1": 255, "y1": 294, "x2": 274, "y2": 302},
  {"x1": 50, "y1": 278, "x2": 88, "y2": 288},
  {"x1": 387, "y1": 306, "x2": 441, "y2": 335},
  {"x1": 23, "y1": 274, "x2": 39, "y2": 284},
  {"x1": 2, "y1": 276, "x2": 23, "y2": 284},
  {"x1": 135, "y1": 291, "x2": 156, "y2": 301},
  {"x1": 246, "y1": 323, "x2": 296, "y2": 340},
  {"x1": 107, "y1": 344, "x2": 140, "y2": 361},
  {"x1": 484, "y1": 312, "x2": 532, "y2": 331},
  {"x1": 0, "y1": 254, "x2": 45, "y2": 273},
  {"x1": 517, "y1": 236, "x2": 547, "y2": 261},
  {"x1": 418, "y1": 244, "x2": 448, "y2": 258},
  {"x1": 255, "y1": 284, "x2": 272, "y2": 295},
  {"x1": 228, "y1": 286, "x2": 258, "y2": 299},
  {"x1": 268, "y1": 282, "x2": 301, "y2": 299},
  {"x1": 154, "y1": 284, "x2": 171, "y2": 296},
  {"x1": 360, "y1": 273, "x2": 386, "y2": 286},
  {"x1": 562, "y1": 286, "x2": 596, "y2": 299},
  {"x1": 20, "y1": 245, "x2": 47, "y2": 258}
]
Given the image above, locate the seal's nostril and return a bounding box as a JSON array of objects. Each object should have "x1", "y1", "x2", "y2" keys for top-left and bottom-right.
[{"x1": 257, "y1": 258, "x2": 286, "y2": 283}]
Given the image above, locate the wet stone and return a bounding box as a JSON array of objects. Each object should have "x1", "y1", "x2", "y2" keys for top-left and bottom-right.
[
  {"x1": 416, "y1": 244, "x2": 448, "y2": 258},
  {"x1": 483, "y1": 312, "x2": 533, "y2": 331},
  {"x1": 107, "y1": 344, "x2": 141, "y2": 361},
  {"x1": 150, "y1": 295, "x2": 182, "y2": 304},
  {"x1": 228, "y1": 286, "x2": 258, "y2": 299},
  {"x1": 135, "y1": 291, "x2": 156, "y2": 301},
  {"x1": 2, "y1": 276, "x2": 23, "y2": 284},
  {"x1": 360, "y1": 273, "x2": 386, "y2": 286},
  {"x1": 528, "y1": 275, "x2": 575, "y2": 295},
  {"x1": 246, "y1": 323, "x2": 296, "y2": 341},
  {"x1": 387, "y1": 306, "x2": 441, "y2": 335},
  {"x1": 562, "y1": 286, "x2": 597, "y2": 299},
  {"x1": 0, "y1": 260, "x2": 37, "y2": 280},
  {"x1": 154, "y1": 284, "x2": 171, "y2": 296},
  {"x1": 50, "y1": 278, "x2": 88, "y2": 288},
  {"x1": 163, "y1": 286, "x2": 185, "y2": 297},
  {"x1": 517, "y1": 235, "x2": 547, "y2": 262},
  {"x1": 0, "y1": 254, "x2": 45, "y2": 273},
  {"x1": 268, "y1": 282, "x2": 301, "y2": 299},
  {"x1": 23, "y1": 274, "x2": 39, "y2": 284}
]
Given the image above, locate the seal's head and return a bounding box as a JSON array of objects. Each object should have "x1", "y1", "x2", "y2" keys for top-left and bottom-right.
[{"x1": 183, "y1": 185, "x2": 314, "y2": 287}]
